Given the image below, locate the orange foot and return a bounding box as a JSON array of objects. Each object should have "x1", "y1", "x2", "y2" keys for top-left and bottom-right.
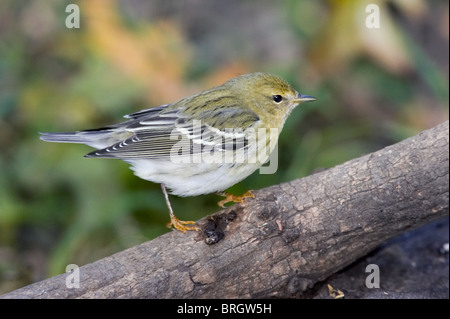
[
  {"x1": 167, "y1": 215, "x2": 199, "y2": 233},
  {"x1": 217, "y1": 190, "x2": 255, "y2": 208}
]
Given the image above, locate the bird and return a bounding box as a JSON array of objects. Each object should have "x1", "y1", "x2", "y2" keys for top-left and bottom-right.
[{"x1": 40, "y1": 72, "x2": 316, "y2": 233}]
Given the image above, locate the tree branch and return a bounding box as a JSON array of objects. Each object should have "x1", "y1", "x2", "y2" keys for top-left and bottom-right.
[{"x1": 2, "y1": 121, "x2": 448, "y2": 299}]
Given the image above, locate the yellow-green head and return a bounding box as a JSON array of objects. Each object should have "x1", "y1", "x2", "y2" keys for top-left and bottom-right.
[{"x1": 176, "y1": 72, "x2": 316, "y2": 131}]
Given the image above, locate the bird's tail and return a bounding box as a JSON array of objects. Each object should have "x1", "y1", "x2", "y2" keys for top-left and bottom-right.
[{"x1": 39, "y1": 129, "x2": 129, "y2": 149}]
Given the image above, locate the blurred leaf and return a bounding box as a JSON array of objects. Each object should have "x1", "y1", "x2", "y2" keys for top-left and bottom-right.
[
  {"x1": 307, "y1": 0, "x2": 413, "y2": 78},
  {"x1": 83, "y1": 0, "x2": 192, "y2": 104}
]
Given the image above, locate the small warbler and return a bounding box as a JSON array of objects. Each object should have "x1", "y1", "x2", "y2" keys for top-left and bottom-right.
[{"x1": 40, "y1": 72, "x2": 316, "y2": 232}]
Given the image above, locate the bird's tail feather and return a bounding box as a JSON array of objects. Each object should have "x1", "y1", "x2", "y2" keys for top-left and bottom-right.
[
  {"x1": 39, "y1": 129, "x2": 123, "y2": 149},
  {"x1": 40, "y1": 131, "x2": 91, "y2": 144}
]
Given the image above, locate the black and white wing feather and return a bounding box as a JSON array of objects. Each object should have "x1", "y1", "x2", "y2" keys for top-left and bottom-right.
[{"x1": 84, "y1": 103, "x2": 260, "y2": 159}]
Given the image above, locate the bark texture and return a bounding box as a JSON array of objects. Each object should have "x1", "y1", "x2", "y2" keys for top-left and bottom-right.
[{"x1": 2, "y1": 121, "x2": 448, "y2": 299}]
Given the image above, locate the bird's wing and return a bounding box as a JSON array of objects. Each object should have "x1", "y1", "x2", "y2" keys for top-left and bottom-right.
[{"x1": 85, "y1": 104, "x2": 261, "y2": 159}]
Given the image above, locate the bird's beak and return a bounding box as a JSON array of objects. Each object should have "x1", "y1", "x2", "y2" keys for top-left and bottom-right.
[{"x1": 292, "y1": 93, "x2": 317, "y2": 103}]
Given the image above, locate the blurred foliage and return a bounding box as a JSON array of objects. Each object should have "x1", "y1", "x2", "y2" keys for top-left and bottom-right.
[{"x1": 0, "y1": 0, "x2": 448, "y2": 293}]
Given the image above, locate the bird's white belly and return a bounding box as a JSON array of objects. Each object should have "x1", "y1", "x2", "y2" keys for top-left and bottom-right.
[{"x1": 127, "y1": 158, "x2": 262, "y2": 196}]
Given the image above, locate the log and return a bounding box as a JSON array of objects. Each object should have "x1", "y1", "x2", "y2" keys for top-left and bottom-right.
[{"x1": 1, "y1": 121, "x2": 448, "y2": 299}]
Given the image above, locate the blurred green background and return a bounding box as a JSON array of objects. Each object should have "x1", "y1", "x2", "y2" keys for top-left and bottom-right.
[{"x1": 0, "y1": 0, "x2": 448, "y2": 294}]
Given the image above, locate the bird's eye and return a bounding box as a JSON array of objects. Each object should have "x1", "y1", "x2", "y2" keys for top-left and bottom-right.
[{"x1": 272, "y1": 95, "x2": 283, "y2": 103}]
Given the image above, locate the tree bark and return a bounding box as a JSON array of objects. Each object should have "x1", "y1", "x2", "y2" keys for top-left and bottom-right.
[{"x1": 2, "y1": 121, "x2": 448, "y2": 299}]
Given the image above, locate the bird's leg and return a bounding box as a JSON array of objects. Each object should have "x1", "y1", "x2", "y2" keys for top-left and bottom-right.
[
  {"x1": 217, "y1": 190, "x2": 255, "y2": 208},
  {"x1": 161, "y1": 184, "x2": 199, "y2": 233}
]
